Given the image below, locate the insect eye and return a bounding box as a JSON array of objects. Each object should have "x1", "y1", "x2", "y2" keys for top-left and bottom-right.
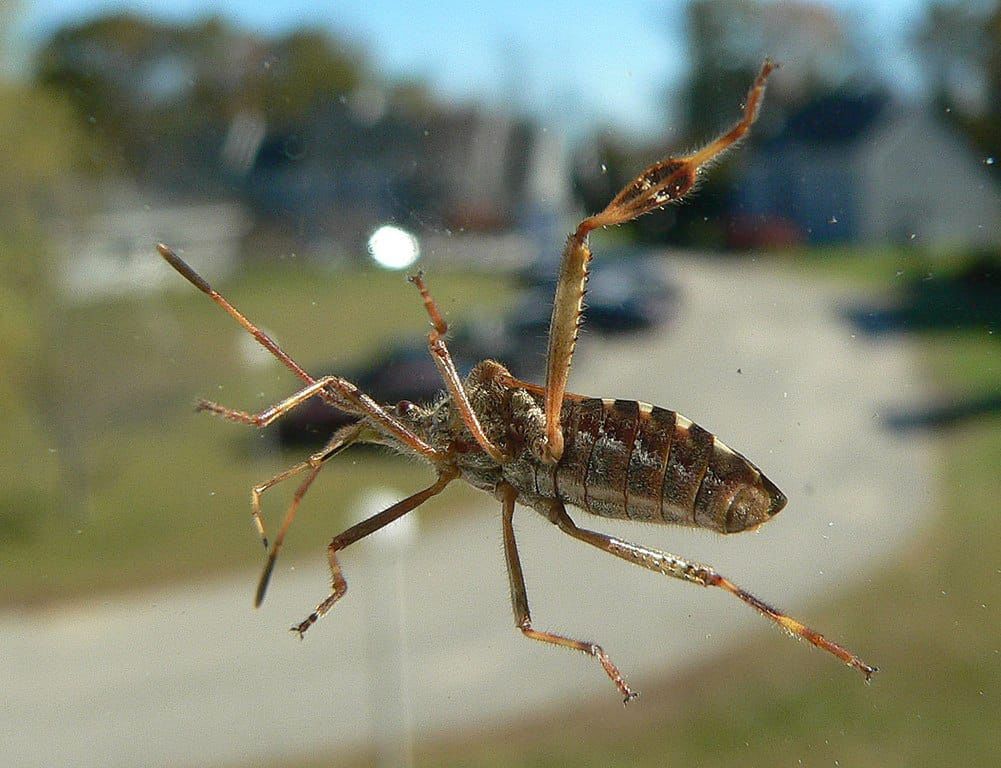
[{"x1": 395, "y1": 400, "x2": 415, "y2": 417}]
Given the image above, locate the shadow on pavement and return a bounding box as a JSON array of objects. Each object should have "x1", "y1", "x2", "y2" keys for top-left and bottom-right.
[
  {"x1": 882, "y1": 392, "x2": 1001, "y2": 431},
  {"x1": 841, "y1": 251, "x2": 1001, "y2": 433},
  {"x1": 842, "y1": 250, "x2": 1001, "y2": 338}
]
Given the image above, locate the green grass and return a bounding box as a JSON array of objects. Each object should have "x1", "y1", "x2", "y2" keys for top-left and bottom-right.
[
  {"x1": 0, "y1": 263, "x2": 513, "y2": 605},
  {"x1": 263, "y1": 248, "x2": 1001, "y2": 768},
  {"x1": 774, "y1": 244, "x2": 936, "y2": 287},
  {"x1": 6, "y1": 246, "x2": 998, "y2": 767}
]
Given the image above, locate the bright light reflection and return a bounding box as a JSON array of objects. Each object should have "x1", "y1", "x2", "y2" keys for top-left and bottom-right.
[{"x1": 367, "y1": 224, "x2": 420, "y2": 269}]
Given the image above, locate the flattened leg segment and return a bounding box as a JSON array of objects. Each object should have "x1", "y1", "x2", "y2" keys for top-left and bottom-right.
[{"x1": 541, "y1": 60, "x2": 777, "y2": 464}]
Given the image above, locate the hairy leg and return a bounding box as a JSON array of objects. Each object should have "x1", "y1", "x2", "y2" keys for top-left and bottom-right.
[
  {"x1": 409, "y1": 271, "x2": 507, "y2": 463},
  {"x1": 541, "y1": 500, "x2": 876, "y2": 681},
  {"x1": 541, "y1": 61, "x2": 777, "y2": 463}
]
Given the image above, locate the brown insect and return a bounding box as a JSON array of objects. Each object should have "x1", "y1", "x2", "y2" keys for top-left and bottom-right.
[{"x1": 157, "y1": 59, "x2": 875, "y2": 702}]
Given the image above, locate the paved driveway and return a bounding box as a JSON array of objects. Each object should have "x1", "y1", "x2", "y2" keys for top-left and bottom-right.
[{"x1": 2, "y1": 256, "x2": 934, "y2": 767}]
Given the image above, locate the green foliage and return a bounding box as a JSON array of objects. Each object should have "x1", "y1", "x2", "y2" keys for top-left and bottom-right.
[
  {"x1": 0, "y1": 81, "x2": 88, "y2": 379},
  {"x1": 0, "y1": 265, "x2": 514, "y2": 603},
  {"x1": 0, "y1": 81, "x2": 85, "y2": 289},
  {"x1": 259, "y1": 29, "x2": 365, "y2": 127},
  {"x1": 913, "y1": 0, "x2": 1001, "y2": 161},
  {"x1": 34, "y1": 13, "x2": 369, "y2": 185},
  {"x1": 0, "y1": 81, "x2": 94, "y2": 547}
]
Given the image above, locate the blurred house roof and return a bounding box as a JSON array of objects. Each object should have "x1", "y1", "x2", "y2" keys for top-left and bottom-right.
[
  {"x1": 732, "y1": 91, "x2": 1001, "y2": 249},
  {"x1": 56, "y1": 194, "x2": 250, "y2": 302},
  {"x1": 234, "y1": 97, "x2": 572, "y2": 262},
  {"x1": 775, "y1": 91, "x2": 891, "y2": 145}
]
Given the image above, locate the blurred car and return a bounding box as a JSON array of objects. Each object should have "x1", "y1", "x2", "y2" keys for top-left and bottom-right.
[
  {"x1": 276, "y1": 317, "x2": 549, "y2": 447},
  {"x1": 518, "y1": 250, "x2": 678, "y2": 333},
  {"x1": 276, "y1": 343, "x2": 446, "y2": 447},
  {"x1": 277, "y1": 251, "x2": 676, "y2": 447}
]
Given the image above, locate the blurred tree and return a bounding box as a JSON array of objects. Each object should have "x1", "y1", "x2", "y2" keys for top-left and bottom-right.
[
  {"x1": 653, "y1": 0, "x2": 875, "y2": 246},
  {"x1": 254, "y1": 28, "x2": 366, "y2": 126},
  {"x1": 0, "y1": 78, "x2": 93, "y2": 530},
  {"x1": 0, "y1": 85, "x2": 82, "y2": 385},
  {"x1": 913, "y1": 0, "x2": 1001, "y2": 162},
  {"x1": 35, "y1": 14, "x2": 369, "y2": 190},
  {"x1": 680, "y1": 0, "x2": 870, "y2": 138}
]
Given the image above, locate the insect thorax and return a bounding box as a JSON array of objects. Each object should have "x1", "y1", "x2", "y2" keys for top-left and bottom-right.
[{"x1": 384, "y1": 360, "x2": 550, "y2": 500}]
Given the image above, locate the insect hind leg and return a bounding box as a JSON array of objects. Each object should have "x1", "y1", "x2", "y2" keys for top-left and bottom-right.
[
  {"x1": 501, "y1": 486, "x2": 637, "y2": 703},
  {"x1": 542, "y1": 501, "x2": 877, "y2": 681},
  {"x1": 253, "y1": 422, "x2": 363, "y2": 605}
]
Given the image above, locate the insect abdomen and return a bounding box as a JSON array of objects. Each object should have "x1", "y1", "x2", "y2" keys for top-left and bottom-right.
[{"x1": 553, "y1": 398, "x2": 786, "y2": 533}]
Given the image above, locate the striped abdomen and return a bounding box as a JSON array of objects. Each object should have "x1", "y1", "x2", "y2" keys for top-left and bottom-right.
[{"x1": 547, "y1": 398, "x2": 787, "y2": 533}]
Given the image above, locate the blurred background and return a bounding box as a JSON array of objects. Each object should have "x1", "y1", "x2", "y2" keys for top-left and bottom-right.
[{"x1": 1, "y1": 0, "x2": 998, "y2": 766}]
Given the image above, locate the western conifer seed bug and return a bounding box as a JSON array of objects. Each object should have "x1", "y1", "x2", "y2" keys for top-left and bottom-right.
[{"x1": 158, "y1": 59, "x2": 876, "y2": 702}]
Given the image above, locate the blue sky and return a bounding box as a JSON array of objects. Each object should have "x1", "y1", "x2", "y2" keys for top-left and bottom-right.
[{"x1": 16, "y1": 0, "x2": 930, "y2": 136}]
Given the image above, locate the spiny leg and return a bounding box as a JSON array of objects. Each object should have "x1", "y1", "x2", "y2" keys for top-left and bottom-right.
[
  {"x1": 199, "y1": 371, "x2": 438, "y2": 461},
  {"x1": 500, "y1": 485, "x2": 637, "y2": 703},
  {"x1": 292, "y1": 468, "x2": 458, "y2": 636},
  {"x1": 197, "y1": 376, "x2": 359, "y2": 428},
  {"x1": 541, "y1": 501, "x2": 876, "y2": 681},
  {"x1": 253, "y1": 422, "x2": 363, "y2": 605},
  {"x1": 409, "y1": 271, "x2": 508, "y2": 463},
  {"x1": 541, "y1": 59, "x2": 777, "y2": 463},
  {"x1": 157, "y1": 243, "x2": 444, "y2": 462}
]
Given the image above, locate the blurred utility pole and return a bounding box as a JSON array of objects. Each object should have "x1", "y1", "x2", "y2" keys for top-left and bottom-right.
[
  {"x1": 357, "y1": 487, "x2": 417, "y2": 768},
  {"x1": 0, "y1": 1, "x2": 40, "y2": 81}
]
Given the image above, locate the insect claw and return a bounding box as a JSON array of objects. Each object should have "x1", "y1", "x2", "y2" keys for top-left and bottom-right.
[
  {"x1": 623, "y1": 691, "x2": 640, "y2": 706},
  {"x1": 290, "y1": 611, "x2": 319, "y2": 638}
]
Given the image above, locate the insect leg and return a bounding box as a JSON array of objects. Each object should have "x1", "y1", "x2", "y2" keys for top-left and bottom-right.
[
  {"x1": 501, "y1": 486, "x2": 637, "y2": 703},
  {"x1": 292, "y1": 467, "x2": 458, "y2": 636},
  {"x1": 542, "y1": 502, "x2": 876, "y2": 681},
  {"x1": 197, "y1": 376, "x2": 364, "y2": 428},
  {"x1": 253, "y1": 422, "x2": 363, "y2": 605},
  {"x1": 540, "y1": 60, "x2": 776, "y2": 464},
  {"x1": 158, "y1": 243, "x2": 318, "y2": 387},
  {"x1": 409, "y1": 271, "x2": 508, "y2": 463},
  {"x1": 157, "y1": 243, "x2": 445, "y2": 462}
]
